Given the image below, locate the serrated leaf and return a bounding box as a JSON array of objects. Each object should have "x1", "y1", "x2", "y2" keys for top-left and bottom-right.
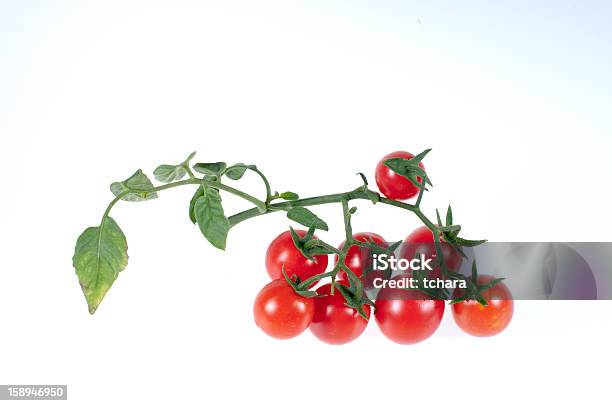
[
  {"x1": 286, "y1": 207, "x2": 328, "y2": 231},
  {"x1": 194, "y1": 186, "x2": 230, "y2": 250},
  {"x1": 224, "y1": 164, "x2": 249, "y2": 180},
  {"x1": 153, "y1": 164, "x2": 187, "y2": 183},
  {"x1": 188, "y1": 184, "x2": 205, "y2": 224},
  {"x1": 279, "y1": 191, "x2": 299, "y2": 200},
  {"x1": 73, "y1": 217, "x2": 128, "y2": 314},
  {"x1": 193, "y1": 162, "x2": 227, "y2": 176},
  {"x1": 110, "y1": 169, "x2": 158, "y2": 202}
]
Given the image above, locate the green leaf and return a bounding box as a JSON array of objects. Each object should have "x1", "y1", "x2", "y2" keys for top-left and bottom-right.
[
  {"x1": 446, "y1": 205, "x2": 453, "y2": 226},
  {"x1": 224, "y1": 164, "x2": 249, "y2": 180},
  {"x1": 110, "y1": 169, "x2": 158, "y2": 202},
  {"x1": 188, "y1": 184, "x2": 205, "y2": 224},
  {"x1": 73, "y1": 217, "x2": 128, "y2": 314},
  {"x1": 153, "y1": 151, "x2": 196, "y2": 183},
  {"x1": 153, "y1": 164, "x2": 187, "y2": 183},
  {"x1": 193, "y1": 162, "x2": 227, "y2": 176},
  {"x1": 194, "y1": 186, "x2": 230, "y2": 250},
  {"x1": 286, "y1": 207, "x2": 328, "y2": 231},
  {"x1": 279, "y1": 191, "x2": 299, "y2": 200}
]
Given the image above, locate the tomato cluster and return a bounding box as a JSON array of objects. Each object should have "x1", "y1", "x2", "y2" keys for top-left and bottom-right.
[{"x1": 253, "y1": 151, "x2": 514, "y2": 344}]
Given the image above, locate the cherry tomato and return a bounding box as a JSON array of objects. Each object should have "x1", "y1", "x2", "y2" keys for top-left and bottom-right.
[
  {"x1": 253, "y1": 279, "x2": 314, "y2": 339},
  {"x1": 375, "y1": 277, "x2": 445, "y2": 344},
  {"x1": 451, "y1": 275, "x2": 513, "y2": 337},
  {"x1": 399, "y1": 225, "x2": 462, "y2": 280},
  {"x1": 309, "y1": 283, "x2": 371, "y2": 345},
  {"x1": 375, "y1": 151, "x2": 426, "y2": 200},
  {"x1": 336, "y1": 232, "x2": 388, "y2": 289},
  {"x1": 265, "y1": 230, "x2": 329, "y2": 284}
]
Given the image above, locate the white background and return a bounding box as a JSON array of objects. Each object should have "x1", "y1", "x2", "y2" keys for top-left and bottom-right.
[{"x1": 1, "y1": 1, "x2": 611, "y2": 404}]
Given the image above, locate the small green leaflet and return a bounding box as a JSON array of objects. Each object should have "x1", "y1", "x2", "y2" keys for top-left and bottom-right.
[
  {"x1": 279, "y1": 191, "x2": 299, "y2": 200},
  {"x1": 154, "y1": 164, "x2": 187, "y2": 183},
  {"x1": 224, "y1": 164, "x2": 250, "y2": 180},
  {"x1": 110, "y1": 169, "x2": 158, "y2": 202},
  {"x1": 194, "y1": 185, "x2": 230, "y2": 250},
  {"x1": 286, "y1": 207, "x2": 328, "y2": 231},
  {"x1": 193, "y1": 162, "x2": 227, "y2": 176},
  {"x1": 153, "y1": 151, "x2": 196, "y2": 183},
  {"x1": 73, "y1": 217, "x2": 128, "y2": 314}
]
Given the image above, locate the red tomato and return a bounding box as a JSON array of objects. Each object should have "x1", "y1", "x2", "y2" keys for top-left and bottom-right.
[
  {"x1": 451, "y1": 275, "x2": 513, "y2": 337},
  {"x1": 253, "y1": 279, "x2": 314, "y2": 339},
  {"x1": 399, "y1": 226, "x2": 462, "y2": 280},
  {"x1": 336, "y1": 232, "x2": 388, "y2": 288},
  {"x1": 375, "y1": 151, "x2": 425, "y2": 200},
  {"x1": 265, "y1": 230, "x2": 329, "y2": 284},
  {"x1": 375, "y1": 277, "x2": 445, "y2": 344},
  {"x1": 309, "y1": 283, "x2": 371, "y2": 345}
]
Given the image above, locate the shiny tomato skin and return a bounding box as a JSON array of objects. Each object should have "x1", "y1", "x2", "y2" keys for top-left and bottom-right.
[
  {"x1": 399, "y1": 225, "x2": 462, "y2": 279},
  {"x1": 265, "y1": 230, "x2": 329, "y2": 284},
  {"x1": 375, "y1": 281, "x2": 445, "y2": 344},
  {"x1": 375, "y1": 151, "x2": 425, "y2": 200},
  {"x1": 336, "y1": 232, "x2": 388, "y2": 287},
  {"x1": 452, "y1": 275, "x2": 514, "y2": 337},
  {"x1": 253, "y1": 279, "x2": 315, "y2": 339},
  {"x1": 309, "y1": 283, "x2": 371, "y2": 345}
]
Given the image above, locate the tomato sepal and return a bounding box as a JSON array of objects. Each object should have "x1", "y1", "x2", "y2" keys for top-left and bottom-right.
[
  {"x1": 281, "y1": 267, "x2": 318, "y2": 298},
  {"x1": 448, "y1": 261, "x2": 505, "y2": 305},
  {"x1": 383, "y1": 148, "x2": 433, "y2": 188}
]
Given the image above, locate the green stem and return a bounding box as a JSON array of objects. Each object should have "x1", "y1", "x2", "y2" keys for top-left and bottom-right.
[
  {"x1": 106, "y1": 178, "x2": 266, "y2": 220},
  {"x1": 230, "y1": 164, "x2": 273, "y2": 204},
  {"x1": 228, "y1": 189, "x2": 429, "y2": 228},
  {"x1": 341, "y1": 200, "x2": 353, "y2": 243},
  {"x1": 101, "y1": 193, "x2": 126, "y2": 222}
]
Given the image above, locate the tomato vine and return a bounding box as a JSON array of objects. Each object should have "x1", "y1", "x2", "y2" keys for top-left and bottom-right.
[{"x1": 73, "y1": 149, "x2": 494, "y2": 315}]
